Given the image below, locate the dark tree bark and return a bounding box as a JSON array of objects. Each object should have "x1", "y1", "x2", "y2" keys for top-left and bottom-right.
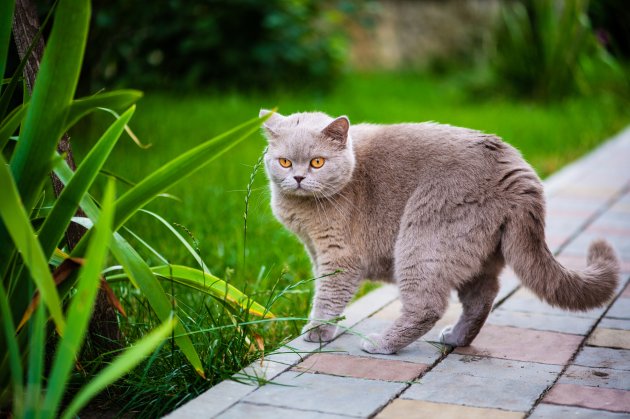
[{"x1": 12, "y1": 0, "x2": 121, "y2": 349}]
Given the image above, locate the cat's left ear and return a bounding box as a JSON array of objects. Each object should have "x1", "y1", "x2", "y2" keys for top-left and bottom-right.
[{"x1": 322, "y1": 116, "x2": 350, "y2": 146}]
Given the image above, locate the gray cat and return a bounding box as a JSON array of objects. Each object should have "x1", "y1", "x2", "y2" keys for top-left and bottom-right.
[{"x1": 259, "y1": 109, "x2": 619, "y2": 354}]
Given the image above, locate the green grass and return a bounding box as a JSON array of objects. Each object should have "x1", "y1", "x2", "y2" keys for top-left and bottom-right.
[{"x1": 72, "y1": 71, "x2": 629, "y2": 416}]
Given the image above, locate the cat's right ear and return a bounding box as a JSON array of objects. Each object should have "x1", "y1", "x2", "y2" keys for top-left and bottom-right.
[{"x1": 259, "y1": 109, "x2": 284, "y2": 139}]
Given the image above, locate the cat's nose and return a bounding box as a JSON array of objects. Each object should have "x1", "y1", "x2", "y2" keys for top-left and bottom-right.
[{"x1": 294, "y1": 176, "x2": 305, "y2": 184}]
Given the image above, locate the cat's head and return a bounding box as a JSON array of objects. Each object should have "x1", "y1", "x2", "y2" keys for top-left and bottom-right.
[{"x1": 259, "y1": 110, "x2": 355, "y2": 197}]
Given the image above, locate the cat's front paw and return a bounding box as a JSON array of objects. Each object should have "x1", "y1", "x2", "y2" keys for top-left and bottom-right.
[
  {"x1": 360, "y1": 333, "x2": 395, "y2": 354},
  {"x1": 302, "y1": 322, "x2": 337, "y2": 343},
  {"x1": 439, "y1": 325, "x2": 469, "y2": 347}
]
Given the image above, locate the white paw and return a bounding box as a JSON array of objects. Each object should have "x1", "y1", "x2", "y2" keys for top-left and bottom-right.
[
  {"x1": 439, "y1": 325, "x2": 463, "y2": 347},
  {"x1": 360, "y1": 333, "x2": 395, "y2": 354},
  {"x1": 302, "y1": 323, "x2": 337, "y2": 343}
]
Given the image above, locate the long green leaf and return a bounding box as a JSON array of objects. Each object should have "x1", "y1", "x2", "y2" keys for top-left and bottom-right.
[
  {"x1": 64, "y1": 90, "x2": 142, "y2": 130},
  {"x1": 0, "y1": 155, "x2": 65, "y2": 332},
  {"x1": 24, "y1": 304, "x2": 45, "y2": 418},
  {"x1": 0, "y1": 104, "x2": 27, "y2": 151},
  {"x1": 52, "y1": 160, "x2": 205, "y2": 375},
  {"x1": 0, "y1": 282, "x2": 23, "y2": 418},
  {"x1": 42, "y1": 179, "x2": 115, "y2": 417},
  {"x1": 60, "y1": 318, "x2": 176, "y2": 419},
  {"x1": 0, "y1": 0, "x2": 15, "y2": 96},
  {"x1": 38, "y1": 105, "x2": 135, "y2": 259},
  {"x1": 108, "y1": 265, "x2": 273, "y2": 318},
  {"x1": 113, "y1": 114, "x2": 269, "y2": 230},
  {"x1": 109, "y1": 235, "x2": 205, "y2": 377},
  {"x1": 8, "y1": 0, "x2": 90, "y2": 218}
]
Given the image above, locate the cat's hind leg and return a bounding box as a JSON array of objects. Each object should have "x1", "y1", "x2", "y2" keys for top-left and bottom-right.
[{"x1": 440, "y1": 251, "x2": 504, "y2": 347}]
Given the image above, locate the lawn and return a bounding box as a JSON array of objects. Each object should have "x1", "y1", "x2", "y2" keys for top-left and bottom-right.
[{"x1": 72, "y1": 72, "x2": 629, "y2": 415}]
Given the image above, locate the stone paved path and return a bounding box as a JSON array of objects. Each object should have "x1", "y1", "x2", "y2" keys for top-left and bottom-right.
[{"x1": 169, "y1": 127, "x2": 630, "y2": 418}]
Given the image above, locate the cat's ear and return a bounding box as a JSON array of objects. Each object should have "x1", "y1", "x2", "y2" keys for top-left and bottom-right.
[
  {"x1": 322, "y1": 116, "x2": 350, "y2": 146},
  {"x1": 259, "y1": 109, "x2": 284, "y2": 138}
]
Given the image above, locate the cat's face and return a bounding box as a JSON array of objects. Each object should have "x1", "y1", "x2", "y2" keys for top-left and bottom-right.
[{"x1": 260, "y1": 110, "x2": 355, "y2": 197}]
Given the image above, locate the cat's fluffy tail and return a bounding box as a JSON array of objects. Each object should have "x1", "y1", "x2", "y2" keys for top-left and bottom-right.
[{"x1": 501, "y1": 211, "x2": 619, "y2": 311}]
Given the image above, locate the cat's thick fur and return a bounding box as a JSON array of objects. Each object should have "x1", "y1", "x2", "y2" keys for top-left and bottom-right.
[{"x1": 259, "y1": 110, "x2": 620, "y2": 354}]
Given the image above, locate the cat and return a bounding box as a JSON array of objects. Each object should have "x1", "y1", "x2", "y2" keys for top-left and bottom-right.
[{"x1": 259, "y1": 109, "x2": 619, "y2": 354}]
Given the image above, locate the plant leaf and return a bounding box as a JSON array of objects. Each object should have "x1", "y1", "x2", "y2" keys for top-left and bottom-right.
[
  {"x1": 109, "y1": 235, "x2": 206, "y2": 378},
  {"x1": 8, "y1": 0, "x2": 90, "y2": 218},
  {"x1": 38, "y1": 105, "x2": 135, "y2": 259},
  {"x1": 0, "y1": 282, "x2": 24, "y2": 418},
  {"x1": 64, "y1": 90, "x2": 142, "y2": 130},
  {"x1": 0, "y1": 154, "x2": 65, "y2": 333},
  {"x1": 59, "y1": 318, "x2": 176, "y2": 419},
  {"x1": 151, "y1": 265, "x2": 273, "y2": 318},
  {"x1": 42, "y1": 179, "x2": 116, "y2": 417}
]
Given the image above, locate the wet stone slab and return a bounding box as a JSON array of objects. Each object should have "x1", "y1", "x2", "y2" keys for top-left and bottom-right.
[
  {"x1": 454, "y1": 324, "x2": 583, "y2": 365},
  {"x1": 242, "y1": 370, "x2": 406, "y2": 417},
  {"x1": 400, "y1": 354, "x2": 561, "y2": 412}
]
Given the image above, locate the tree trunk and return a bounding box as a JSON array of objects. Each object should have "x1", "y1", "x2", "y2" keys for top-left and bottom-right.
[{"x1": 12, "y1": 0, "x2": 121, "y2": 349}]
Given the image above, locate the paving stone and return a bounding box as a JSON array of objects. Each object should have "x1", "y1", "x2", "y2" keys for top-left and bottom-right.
[
  {"x1": 401, "y1": 355, "x2": 560, "y2": 412},
  {"x1": 487, "y1": 310, "x2": 595, "y2": 335},
  {"x1": 376, "y1": 399, "x2": 523, "y2": 419},
  {"x1": 217, "y1": 402, "x2": 350, "y2": 419},
  {"x1": 562, "y1": 233, "x2": 630, "y2": 262},
  {"x1": 165, "y1": 379, "x2": 256, "y2": 418},
  {"x1": 587, "y1": 328, "x2": 630, "y2": 350},
  {"x1": 556, "y1": 253, "x2": 630, "y2": 275},
  {"x1": 543, "y1": 383, "x2": 630, "y2": 413},
  {"x1": 497, "y1": 288, "x2": 607, "y2": 319},
  {"x1": 243, "y1": 370, "x2": 406, "y2": 417},
  {"x1": 326, "y1": 317, "x2": 447, "y2": 365},
  {"x1": 293, "y1": 353, "x2": 428, "y2": 382},
  {"x1": 599, "y1": 318, "x2": 630, "y2": 331},
  {"x1": 531, "y1": 403, "x2": 630, "y2": 419},
  {"x1": 574, "y1": 347, "x2": 630, "y2": 371},
  {"x1": 606, "y1": 296, "x2": 630, "y2": 320},
  {"x1": 559, "y1": 365, "x2": 630, "y2": 390},
  {"x1": 454, "y1": 324, "x2": 583, "y2": 365}
]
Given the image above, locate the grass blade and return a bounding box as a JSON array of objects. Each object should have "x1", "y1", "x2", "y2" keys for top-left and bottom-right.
[
  {"x1": 24, "y1": 304, "x2": 45, "y2": 418},
  {"x1": 38, "y1": 105, "x2": 135, "y2": 259},
  {"x1": 0, "y1": 154, "x2": 65, "y2": 332},
  {"x1": 60, "y1": 318, "x2": 176, "y2": 419},
  {"x1": 42, "y1": 179, "x2": 116, "y2": 417},
  {"x1": 64, "y1": 90, "x2": 142, "y2": 130}
]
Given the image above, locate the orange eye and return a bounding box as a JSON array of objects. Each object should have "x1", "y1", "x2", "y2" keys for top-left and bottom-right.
[
  {"x1": 279, "y1": 158, "x2": 292, "y2": 168},
  {"x1": 310, "y1": 157, "x2": 325, "y2": 168}
]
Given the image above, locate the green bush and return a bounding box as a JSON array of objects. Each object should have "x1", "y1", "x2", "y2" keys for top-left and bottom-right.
[
  {"x1": 491, "y1": 0, "x2": 627, "y2": 101},
  {"x1": 81, "y1": 0, "x2": 370, "y2": 91}
]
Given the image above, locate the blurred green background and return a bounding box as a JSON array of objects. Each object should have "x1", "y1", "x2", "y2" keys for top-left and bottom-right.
[{"x1": 18, "y1": 0, "x2": 630, "y2": 415}]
